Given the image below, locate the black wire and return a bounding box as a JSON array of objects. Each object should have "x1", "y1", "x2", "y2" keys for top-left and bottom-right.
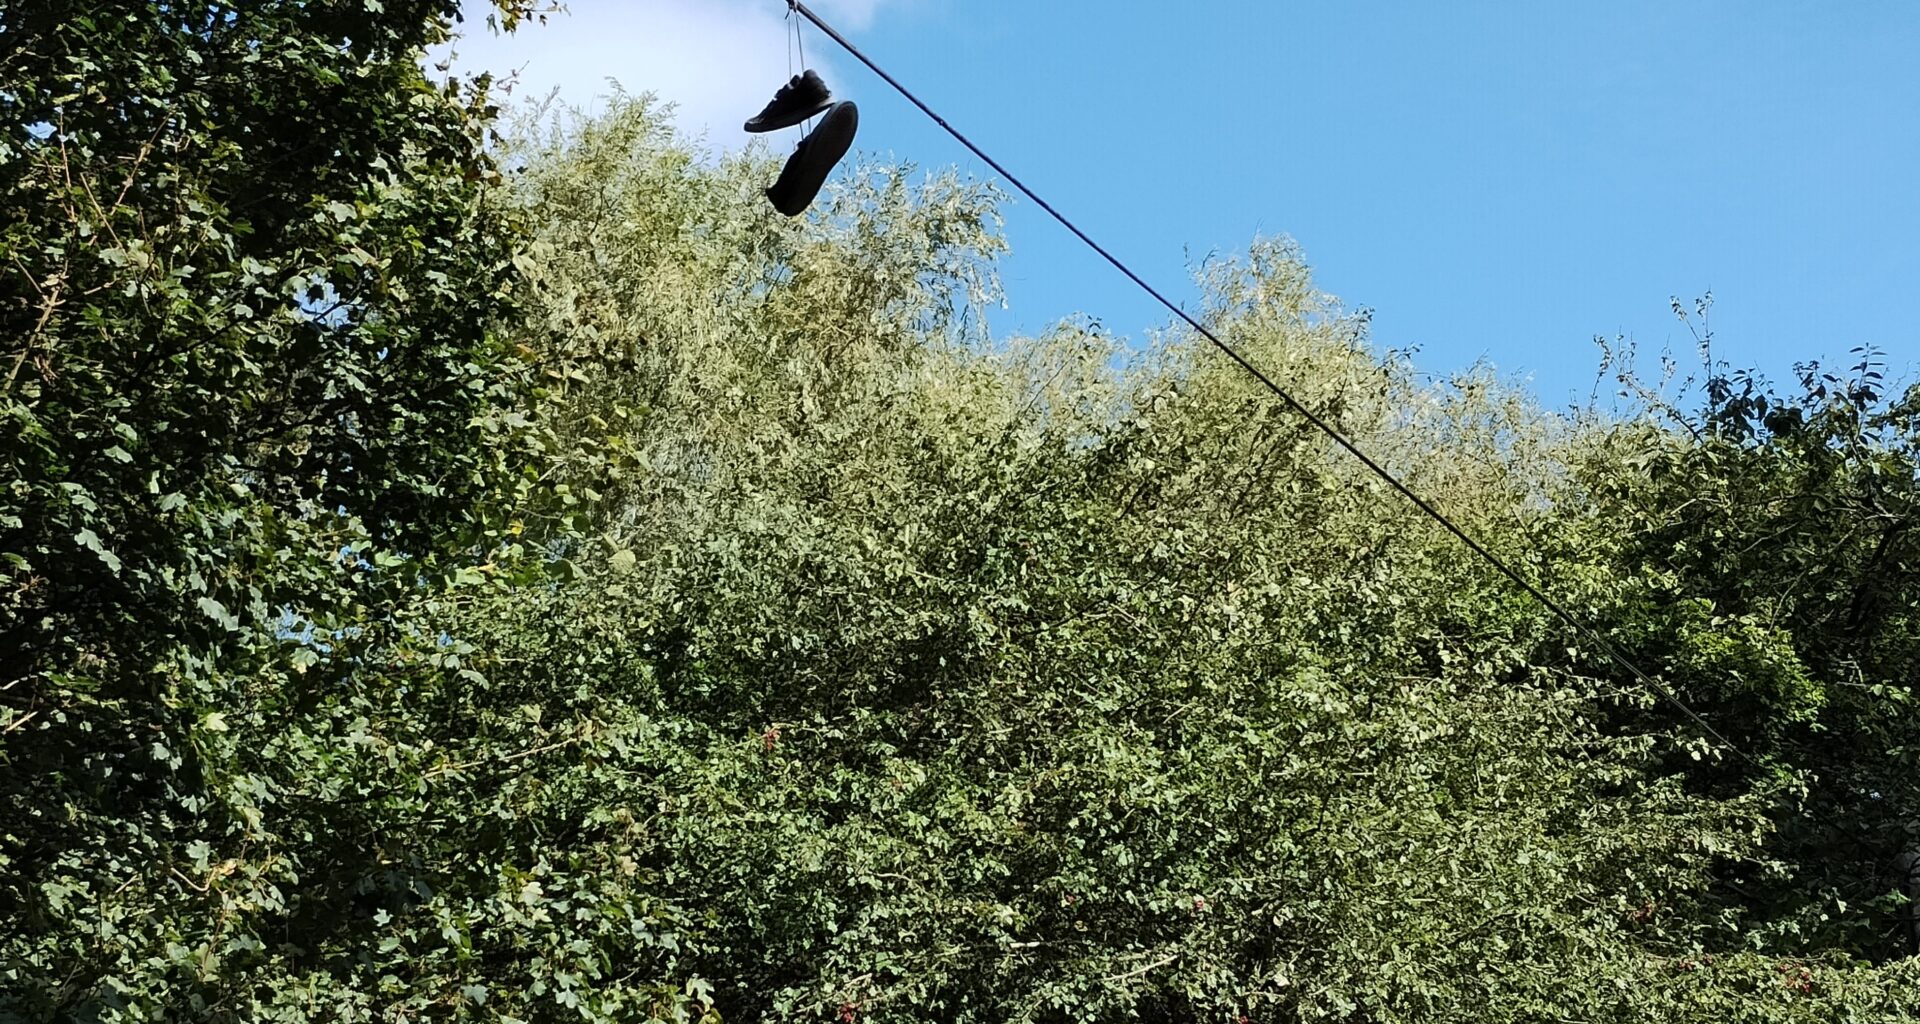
[
  {"x1": 786, "y1": 2, "x2": 1733, "y2": 750},
  {"x1": 783, "y1": 0, "x2": 1893, "y2": 858}
]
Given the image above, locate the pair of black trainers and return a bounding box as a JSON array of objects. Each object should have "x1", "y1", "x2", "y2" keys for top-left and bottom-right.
[{"x1": 745, "y1": 70, "x2": 858, "y2": 217}]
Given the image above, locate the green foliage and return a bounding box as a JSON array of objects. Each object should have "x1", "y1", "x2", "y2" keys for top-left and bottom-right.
[
  {"x1": 435, "y1": 101, "x2": 1918, "y2": 1020},
  {"x1": 4, "y1": 31, "x2": 1916, "y2": 1022},
  {"x1": 0, "y1": 2, "x2": 718, "y2": 1020},
  {"x1": 1555, "y1": 326, "x2": 1920, "y2": 959}
]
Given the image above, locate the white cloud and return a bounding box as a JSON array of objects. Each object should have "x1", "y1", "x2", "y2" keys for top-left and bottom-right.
[
  {"x1": 432, "y1": 0, "x2": 893, "y2": 147},
  {"x1": 814, "y1": 0, "x2": 888, "y2": 30}
]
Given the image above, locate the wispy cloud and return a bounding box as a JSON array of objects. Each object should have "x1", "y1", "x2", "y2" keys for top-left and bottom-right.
[
  {"x1": 433, "y1": 0, "x2": 895, "y2": 147},
  {"x1": 813, "y1": 0, "x2": 889, "y2": 30}
]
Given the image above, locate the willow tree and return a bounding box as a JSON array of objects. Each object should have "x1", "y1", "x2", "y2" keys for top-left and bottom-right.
[{"x1": 446, "y1": 98, "x2": 1920, "y2": 1022}]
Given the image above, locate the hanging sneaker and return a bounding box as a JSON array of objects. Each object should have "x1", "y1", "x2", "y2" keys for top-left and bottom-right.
[
  {"x1": 765, "y1": 100, "x2": 858, "y2": 217},
  {"x1": 744, "y1": 70, "x2": 834, "y2": 133}
]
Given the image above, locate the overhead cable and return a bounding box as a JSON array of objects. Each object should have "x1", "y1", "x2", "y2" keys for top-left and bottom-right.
[{"x1": 784, "y1": 0, "x2": 1820, "y2": 785}]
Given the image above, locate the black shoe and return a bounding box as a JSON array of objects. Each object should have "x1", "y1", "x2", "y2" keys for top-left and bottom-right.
[
  {"x1": 744, "y1": 70, "x2": 833, "y2": 133},
  {"x1": 766, "y1": 100, "x2": 858, "y2": 217}
]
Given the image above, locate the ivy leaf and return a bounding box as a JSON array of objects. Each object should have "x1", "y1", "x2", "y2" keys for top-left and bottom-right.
[
  {"x1": 196, "y1": 596, "x2": 239, "y2": 631},
  {"x1": 73, "y1": 528, "x2": 122, "y2": 573}
]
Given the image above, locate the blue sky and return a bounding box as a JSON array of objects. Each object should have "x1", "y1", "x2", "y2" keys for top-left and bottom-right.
[{"x1": 447, "y1": 0, "x2": 1919, "y2": 408}]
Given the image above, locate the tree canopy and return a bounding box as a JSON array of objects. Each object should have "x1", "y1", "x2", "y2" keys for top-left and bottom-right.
[{"x1": 3, "y1": 6, "x2": 1917, "y2": 1022}]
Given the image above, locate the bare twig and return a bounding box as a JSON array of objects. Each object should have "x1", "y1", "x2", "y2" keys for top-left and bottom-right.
[
  {"x1": 168, "y1": 866, "x2": 210, "y2": 894},
  {"x1": 1101, "y1": 951, "x2": 1180, "y2": 985},
  {"x1": 423, "y1": 737, "x2": 578, "y2": 779}
]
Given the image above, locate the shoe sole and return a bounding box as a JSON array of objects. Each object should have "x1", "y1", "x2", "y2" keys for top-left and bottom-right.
[
  {"x1": 766, "y1": 101, "x2": 858, "y2": 217},
  {"x1": 744, "y1": 97, "x2": 835, "y2": 134}
]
